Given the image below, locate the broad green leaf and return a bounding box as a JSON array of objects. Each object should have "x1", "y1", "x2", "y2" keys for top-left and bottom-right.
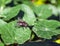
[
  {"x1": 37, "y1": 19, "x2": 60, "y2": 29},
  {"x1": 15, "y1": 27, "x2": 31, "y2": 44},
  {"x1": 32, "y1": 4, "x2": 52, "y2": 19},
  {"x1": 0, "y1": 19, "x2": 7, "y2": 34},
  {"x1": 21, "y1": 4, "x2": 36, "y2": 25},
  {"x1": 0, "y1": 42, "x2": 4, "y2": 46},
  {"x1": 0, "y1": 20, "x2": 31, "y2": 44},
  {"x1": 0, "y1": 6, "x2": 6, "y2": 18},
  {"x1": 0, "y1": 21, "x2": 16, "y2": 45},
  {"x1": 0, "y1": 0, "x2": 11, "y2": 6},
  {"x1": 3, "y1": 5, "x2": 21, "y2": 21},
  {"x1": 33, "y1": 20, "x2": 60, "y2": 39},
  {"x1": 0, "y1": 19, "x2": 7, "y2": 27},
  {"x1": 49, "y1": 5, "x2": 58, "y2": 16}
]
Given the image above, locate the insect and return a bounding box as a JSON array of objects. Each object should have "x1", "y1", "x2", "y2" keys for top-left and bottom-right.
[{"x1": 17, "y1": 17, "x2": 28, "y2": 27}]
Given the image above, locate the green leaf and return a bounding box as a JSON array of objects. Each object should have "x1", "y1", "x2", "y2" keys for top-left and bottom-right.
[
  {"x1": 32, "y1": 5, "x2": 52, "y2": 19},
  {"x1": 49, "y1": 5, "x2": 58, "y2": 16},
  {"x1": 0, "y1": 6, "x2": 6, "y2": 18},
  {"x1": 0, "y1": 19, "x2": 7, "y2": 26},
  {"x1": 0, "y1": 19, "x2": 7, "y2": 34},
  {"x1": 0, "y1": 21, "x2": 16, "y2": 45},
  {"x1": 21, "y1": 4, "x2": 36, "y2": 25},
  {"x1": 0, "y1": 20, "x2": 31, "y2": 44},
  {"x1": 0, "y1": 42, "x2": 4, "y2": 46},
  {"x1": 15, "y1": 27, "x2": 31, "y2": 44},
  {"x1": 3, "y1": 5, "x2": 21, "y2": 21},
  {"x1": 0, "y1": 0, "x2": 11, "y2": 6},
  {"x1": 33, "y1": 20, "x2": 60, "y2": 39}
]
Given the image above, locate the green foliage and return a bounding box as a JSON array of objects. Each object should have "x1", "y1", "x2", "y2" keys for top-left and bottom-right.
[
  {"x1": 21, "y1": 4, "x2": 36, "y2": 25},
  {"x1": 32, "y1": 4, "x2": 52, "y2": 19},
  {"x1": 0, "y1": 0, "x2": 60, "y2": 45},
  {"x1": 3, "y1": 5, "x2": 21, "y2": 21},
  {"x1": 0, "y1": 0, "x2": 11, "y2": 6},
  {"x1": 0, "y1": 42, "x2": 4, "y2": 46},
  {"x1": 0, "y1": 19, "x2": 7, "y2": 27},
  {"x1": 33, "y1": 20, "x2": 60, "y2": 39},
  {"x1": 0, "y1": 19, "x2": 7, "y2": 34},
  {"x1": 0, "y1": 21, "x2": 31, "y2": 44}
]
